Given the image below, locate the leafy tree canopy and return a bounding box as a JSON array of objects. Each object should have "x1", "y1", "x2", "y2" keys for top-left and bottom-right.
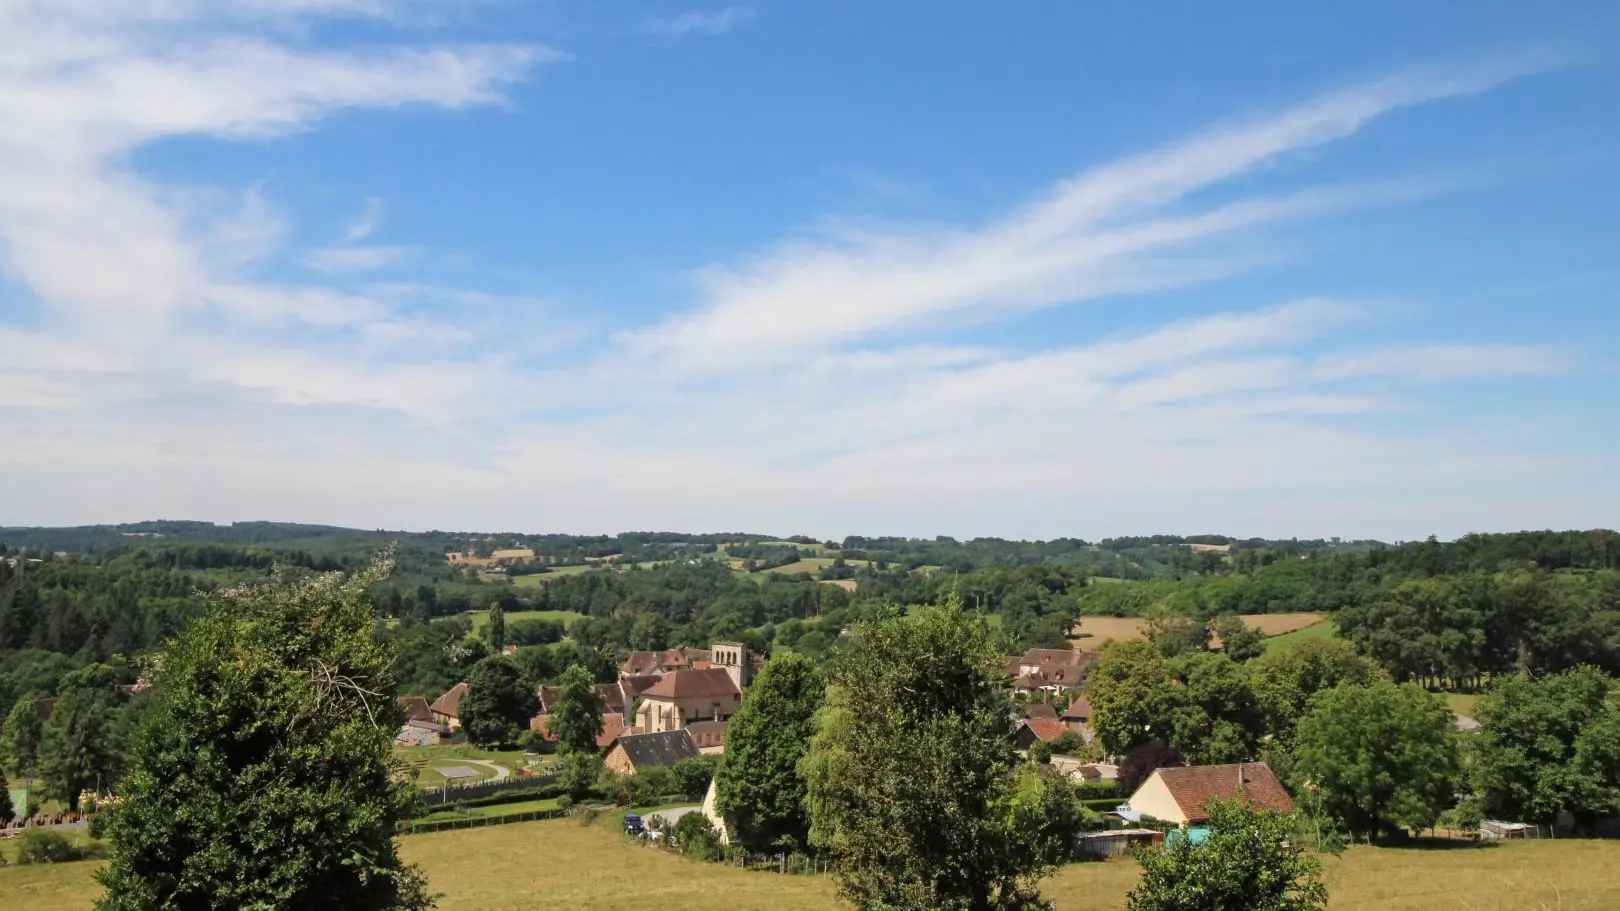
[
  {"x1": 548, "y1": 665, "x2": 604, "y2": 756},
  {"x1": 801, "y1": 596, "x2": 1070, "y2": 911},
  {"x1": 714, "y1": 651, "x2": 824, "y2": 850},
  {"x1": 459, "y1": 656, "x2": 539, "y2": 749},
  {"x1": 95, "y1": 559, "x2": 432, "y2": 911},
  {"x1": 1291, "y1": 681, "x2": 1458, "y2": 841},
  {"x1": 1128, "y1": 798, "x2": 1327, "y2": 911},
  {"x1": 1472, "y1": 667, "x2": 1618, "y2": 828}
]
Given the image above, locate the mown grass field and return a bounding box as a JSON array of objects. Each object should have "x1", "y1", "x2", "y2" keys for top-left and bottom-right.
[
  {"x1": 397, "y1": 744, "x2": 550, "y2": 789},
  {"x1": 1261, "y1": 619, "x2": 1339, "y2": 652},
  {"x1": 464, "y1": 609, "x2": 587, "y2": 629},
  {"x1": 7, "y1": 818, "x2": 1620, "y2": 911},
  {"x1": 1072, "y1": 612, "x2": 1327, "y2": 646}
]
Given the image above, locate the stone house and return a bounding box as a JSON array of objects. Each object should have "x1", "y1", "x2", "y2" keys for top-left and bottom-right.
[
  {"x1": 428, "y1": 682, "x2": 467, "y2": 729},
  {"x1": 603, "y1": 729, "x2": 700, "y2": 775}
]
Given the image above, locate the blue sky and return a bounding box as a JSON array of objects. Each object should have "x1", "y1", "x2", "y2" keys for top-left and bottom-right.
[{"x1": 1, "y1": 1, "x2": 1617, "y2": 540}]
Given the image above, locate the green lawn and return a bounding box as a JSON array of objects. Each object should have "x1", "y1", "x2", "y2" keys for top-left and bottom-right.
[
  {"x1": 1261, "y1": 620, "x2": 1338, "y2": 652},
  {"x1": 505, "y1": 566, "x2": 598, "y2": 588},
  {"x1": 418, "y1": 797, "x2": 562, "y2": 824},
  {"x1": 1445, "y1": 692, "x2": 1481, "y2": 717},
  {"x1": 465, "y1": 609, "x2": 586, "y2": 629},
  {"x1": 397, "y1": 744, "x2": 552, "y2": 789}
]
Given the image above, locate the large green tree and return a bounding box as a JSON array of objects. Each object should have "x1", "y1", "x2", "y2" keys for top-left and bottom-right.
[
  {"x1": 95, "y1": 560, "x2": 432, "y2": 911},
  {"x1": 1250, "y1": 638, "x2": 1384, "y2": 746},
  {"x1": 715, "y1": 652, "x2": 824, "y2": 849},
  {"x1": 1087, "y1": 641, "x2": 1168, "y2": 757},
  {"x1": 39, "y1": 665, "x2": 125, "y2": 809},
  {"x1": 484, "y1": 605, "x2": 506, "y2": 651},
  {"x1": 548, "y1": 665, "x2": 604, "y2": 756},
  {"x1": 1, "y1": 692, "x2": 44, "y2": 777},
  {"x1": 1087, "y1": 643, "x2": 1263, "y2": 763},
  {"x1": 801, "y1": 597, "x2": 1070, "y2": 911},
  {"x1": 1291, "y1": 681, "x2": 1458, "y2": 841},
  {"x1": 1472, "y1": 667, "x2": 1618, "y2": 830},
  {"x1": 459, "y1": 656, "x2": 539, "y2": 749},
  {"x1": 1213, "y1": 614, "x2": 1265, "y2": 662},
  {"x1": 1128, "y1": 798, "x2": 1327, "y2": 911}
]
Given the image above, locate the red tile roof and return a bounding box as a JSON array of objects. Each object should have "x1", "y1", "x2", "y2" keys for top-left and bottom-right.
[
  {"x1": 1061, "y1": 697, "x2": 1092, "y2": 721},
  {"x1": 639, "y1": 667, "x2": 740, "y2": 700},
  {"x1": 429, "y1": 682, "x2": 467, "y2": 718},
  {"x1": 396, "y1": 696, "x2": 433, "y2": 723},
  {"x1": 1020, "y1": 719, "x2": 1069, "y2": 743},
  {"x1": 1152, "y1": 762, "x2": 1294, "y2": 823},
  {"x1": 531, "y1": 712, "x2": 629, "y2": 750}
]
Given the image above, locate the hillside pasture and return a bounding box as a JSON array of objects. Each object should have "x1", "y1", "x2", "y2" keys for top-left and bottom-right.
[
  {"x1": 1072, "y1": 612, "x2": 1328, "y2": 646},
  {"x1": 7, "y1": 818, "x2": 1620, "y2": 911},
  {"x1": 1261, "y1": 619, "x2": 1339, "y2": 652},
  {"x1": 466, "y1": 609, "x2": 586, "y2": 630}
]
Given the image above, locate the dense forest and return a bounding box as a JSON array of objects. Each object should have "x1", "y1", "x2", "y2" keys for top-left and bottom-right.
[{"x1": 3, "y1": 523, "x2": 1618, "y2": 715}]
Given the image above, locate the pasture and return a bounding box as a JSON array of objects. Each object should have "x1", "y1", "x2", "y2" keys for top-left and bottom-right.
[
  {"x1": 465, "y1": 609, "x2": 587, "y2": 630},
  {"x1": 1261, "y1": 619, "x2": 1338, "y2": 652},
  {"x1": 1072, "y1": 612, "x2": 1328, "y2": 646},
  {"x1": 7, "y1": 817, "x2": 1620, "y2": 911}
]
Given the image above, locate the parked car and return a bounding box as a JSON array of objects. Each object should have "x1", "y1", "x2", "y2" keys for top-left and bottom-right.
[{"x1": 623, "y1": 813, "x2": 645, "y2": 836}]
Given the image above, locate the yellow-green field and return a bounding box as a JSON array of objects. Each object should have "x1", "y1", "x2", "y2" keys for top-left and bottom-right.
[
  {"x1": 1445, "y1": 692, "x2": 1481, "y2": 717},
  {"x1": 7, "y1": 818, "x2": 1620, "y2": 911},
  {"x1": 1073, "y1": 612, "x2": 1327, "y2": 646},
  {"x1": 1260, "y1": 619, "x2": 1338, "y2": 652},
  {"x1": 465, "y1": 609, "x2": 587, "y2": 629}
]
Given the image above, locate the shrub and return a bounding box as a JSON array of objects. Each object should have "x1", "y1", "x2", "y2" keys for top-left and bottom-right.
[
  {"x1": 556, "y1": 795, "x2": 574, "y2": 811},
  {"x1": 1028, "y1": 740, "x2": 1053, "y2": 764},
  {"x1": 630, "y1": 766, "x2": 677, "y2": 806},
  {"x1": 673, "y1": 755, "x2": 717, "y2": 798},
  {"x1": 88, "y1": 809, "x2": 112, "y2": 840},
  {"x1": 17, "y1": 828, "x2": 85, "y2": 865},
  {"x1": 517, "y1": 730, "x2": 554, "y2": 755},
  {"x1": 1050, "y1": 731, "x2": 1086, "y2": 755},
  {"x1": 673, "y1": 812, "x2": 723, "y2": 861}
]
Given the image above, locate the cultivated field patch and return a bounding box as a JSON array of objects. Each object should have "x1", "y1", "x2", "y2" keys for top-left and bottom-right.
[{"x1": 1072, "y1": 612, "x2": 1328, "y2": 645}]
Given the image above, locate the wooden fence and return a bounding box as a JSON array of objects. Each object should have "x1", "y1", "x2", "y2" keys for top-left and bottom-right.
[
  {"x1": 420, "y1": 773, "x2": 557, "y2": 806},
  {"x1": 401, "y1": 806, "x2": 567, "y2": 835}
]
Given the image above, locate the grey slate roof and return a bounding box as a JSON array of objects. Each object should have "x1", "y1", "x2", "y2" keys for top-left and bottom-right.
[{"x1": 614, "y1": 729, "x2": 701, "y2": 770}]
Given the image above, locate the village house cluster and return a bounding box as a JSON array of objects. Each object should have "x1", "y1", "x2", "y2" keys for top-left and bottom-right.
[{"x1": 396, "y1": 640, "x2": 1305, "y2": 848}]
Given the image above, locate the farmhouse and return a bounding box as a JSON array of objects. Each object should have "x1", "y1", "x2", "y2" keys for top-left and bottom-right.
[
  {"x1": 530, "y1": 712, "x2": 633, "y2": 750},
  {"x1": 429, "y1": 682, "x2": 467, "y2": 729},
  {"x1": 1060, "y1": 697, "x2": 1094, "y2": 740},
  {"x1": 1125, "y1": 762, "x2": 1292, "y2": 826},
  {"x1": 1008, "y1": 647, "x2": 1096, "y2": 696},
  {"x1": 1015, "y1": 718, "x2": 1069, "y2": 751},
  {"x1": 620, "y1": 648, "x2": 713, "y2": 676},
  {"x1": 603, "y1": 729, "x2": 700, "y2": 775}
]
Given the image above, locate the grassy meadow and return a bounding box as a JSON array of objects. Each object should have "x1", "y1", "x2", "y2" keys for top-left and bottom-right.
[
  {"x1": 465, "y1": 608, "x2": 587, "y2": 628},
  {"x1": 7, "y1": 817, "x2": 1620, "y2": 911}
]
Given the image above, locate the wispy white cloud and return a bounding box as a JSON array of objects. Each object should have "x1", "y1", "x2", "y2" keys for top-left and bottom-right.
[
  {"x1": 618, "y1": 64, "x2": 1546, "y2": 374},
  {"x1": 0, "y1": 22, "x2": 1598, "y2": 538},
  {"x1": 301, "y1": 244, "x2": 411, "y2": 273},
  {"x1": 647, "y1": 7, "x2": 754, "y2": 38},
  {"x1": 343, "y1": 197, "x2": 385, "y2": 242}
]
